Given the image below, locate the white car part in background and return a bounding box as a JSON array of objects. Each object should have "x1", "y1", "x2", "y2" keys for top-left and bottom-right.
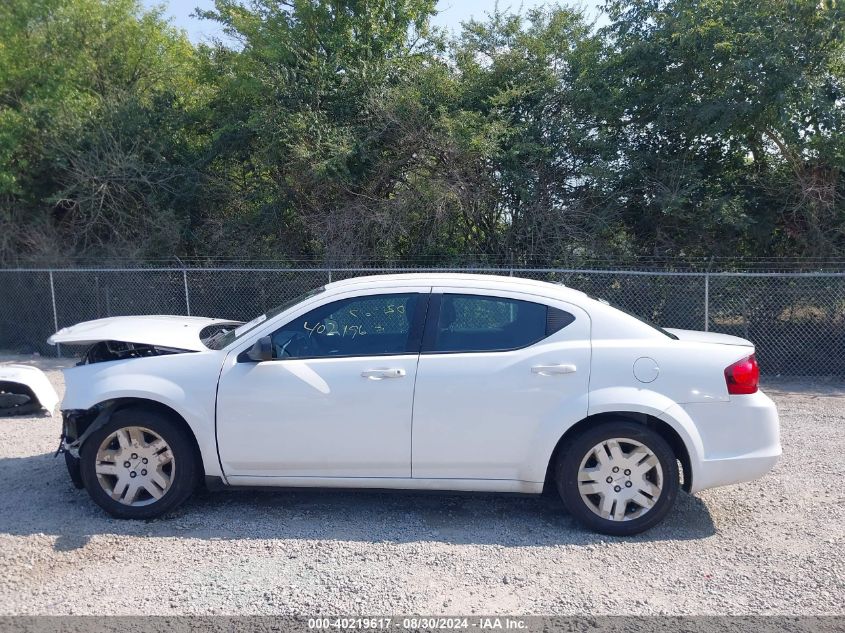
[{"x1": 0, "y1": 364, "x2": 59, "y2": 416}]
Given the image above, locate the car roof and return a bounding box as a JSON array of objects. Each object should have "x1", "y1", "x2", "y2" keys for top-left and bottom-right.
[
  {"x1": 325, "y1": 272, "x2": 589, "y2": 301},
  {"x1": 322, "y1": 273, "x2": 672, "y2": 341}
]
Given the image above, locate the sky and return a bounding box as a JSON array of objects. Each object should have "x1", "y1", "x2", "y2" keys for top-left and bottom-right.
[{"x1": 141, "y1": 0, "x2": 608, "y2": 45}]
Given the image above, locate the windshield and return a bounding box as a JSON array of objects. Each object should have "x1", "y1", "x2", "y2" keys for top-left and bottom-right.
[
  {"x1": 595, "y1": 297, "x2": 679, "y2": 340},
  {"x1": 203, "y1": 286, "x2": 326, "y2": 350}
]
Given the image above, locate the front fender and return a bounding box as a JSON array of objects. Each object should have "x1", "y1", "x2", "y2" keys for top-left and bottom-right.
[
  {"x1": 60, "y1": 353, "x2": 225, "y2": 478},
  {"x1": 63, "y1": 373, "x2": 190, "y2": 412}
]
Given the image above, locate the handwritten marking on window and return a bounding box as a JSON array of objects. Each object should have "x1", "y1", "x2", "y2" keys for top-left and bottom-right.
[
  {"x1": 303, "y1": 321, "x2": 326, "y2": 338},
  {"x1": 303, "y1": 301, "x2": 406, "y2": 339},
  {"x1": 343, "y1": 324, "x2": 366, "y2": 338},
  {"x1": 348, "y1": 304, "x2": 404, "y2": 319}
]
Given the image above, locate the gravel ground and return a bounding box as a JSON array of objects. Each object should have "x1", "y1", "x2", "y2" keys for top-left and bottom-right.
[{"x1": 0, "y1": 355, "x2": 843, "y2": 616}]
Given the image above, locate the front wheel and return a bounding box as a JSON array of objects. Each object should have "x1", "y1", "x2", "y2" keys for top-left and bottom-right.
[
  {"x1": 79, "y1": 408, "x2": 198, "y2": 519},
  {"x1": 556, "y1": 421, "x2": 679, "y2": 536}
]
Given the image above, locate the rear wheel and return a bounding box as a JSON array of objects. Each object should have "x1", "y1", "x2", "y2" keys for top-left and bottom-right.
[
  {"x1": 556, "y1": 421, "x2": 679, "y2": 535},
  {"x1": 79, "y1": 408, "x2": 198, "y2": 519}
]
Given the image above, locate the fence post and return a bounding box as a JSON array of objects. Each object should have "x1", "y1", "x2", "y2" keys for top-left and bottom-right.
[
  {"x1": 704, "y1": 272, "x2": 710, "y2": 332},
  {"x1": 182, "y1": 269, "x2": 191, "y2": 316},
  {"x1": 328, "y1": 269, "x2": 332, "y2": 284},
  {"x1": 49, "y1": 270, "x2": 61, "y2": 358}
]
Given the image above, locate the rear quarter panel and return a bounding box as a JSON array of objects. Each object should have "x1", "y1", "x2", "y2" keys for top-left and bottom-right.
[
  {"x1": 581, "y1": 300, "x2": 763, "y2": 492},
  {"x1": 586, "y1": 299, "x2": 754, "y2": 406}
]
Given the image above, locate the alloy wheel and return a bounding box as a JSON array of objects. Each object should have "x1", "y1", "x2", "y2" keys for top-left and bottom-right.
[
  {"x1": 577, "y1": 437, "x2": 663, "y2": 522},
  {"x1": 94, "y1": 426, "x2": 176, "y2": 506}
]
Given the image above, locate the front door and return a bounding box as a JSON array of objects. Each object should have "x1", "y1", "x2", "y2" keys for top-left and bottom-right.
[{"x1": 216, "y1": 290, "x2": 429, "y2": 479}]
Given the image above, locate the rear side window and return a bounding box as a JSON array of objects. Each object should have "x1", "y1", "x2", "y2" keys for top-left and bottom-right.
[{"x1": 426, "y1": 294, "x2": 574, "y2": 353}]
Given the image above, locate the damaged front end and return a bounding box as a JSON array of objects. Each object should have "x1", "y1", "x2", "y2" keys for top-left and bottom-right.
[
  {"x1": 79, "y1": 340, "x2": 188, "y2": 365},
  {"x1": 48, "y1": 314, "x2": 241, "y2": 354},
  {"x1": 58, "y1": 404, "x2": 117, "y2": 488},
  {"x1": 49, "y1": 314, "x2": 238, "y2": 488}
]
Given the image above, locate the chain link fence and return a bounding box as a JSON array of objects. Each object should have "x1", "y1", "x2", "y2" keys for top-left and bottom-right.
[{"x1": 1, "y1": 267, "x2": 843, "y2": 376}]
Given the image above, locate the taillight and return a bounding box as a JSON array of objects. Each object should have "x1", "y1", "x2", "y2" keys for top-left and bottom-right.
[{"x1": 725, "y1": 354, "x2": 759, "y2": 394}]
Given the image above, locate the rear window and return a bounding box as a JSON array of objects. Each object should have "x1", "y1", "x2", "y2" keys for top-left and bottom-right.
[{"x1": 595, "y1": 297, "x2": 678, "y2": 340}]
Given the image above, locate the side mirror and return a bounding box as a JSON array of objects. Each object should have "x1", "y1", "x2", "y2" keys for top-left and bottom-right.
[{"x1": 245, "y1": 336, "x2": 272, "y2": 362}]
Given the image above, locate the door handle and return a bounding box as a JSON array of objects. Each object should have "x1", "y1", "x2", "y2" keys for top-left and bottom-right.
[
  {"x1": 531, "y1": 364, "x2": 577, "y2": 375},
  {"x1": 361, "y1": 368, "x2": 406, "y2": 379}
]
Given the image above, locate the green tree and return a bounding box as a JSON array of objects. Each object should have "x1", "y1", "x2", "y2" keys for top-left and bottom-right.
[
  {"x1": 443, "y1": 5, "x2": 612, "y2": 263},
  {"x1": 1, "y1": 0, "x2": 843, "y2": 265},
  {"x1": 189, "y1": 0, "x2": 439, "y2": 261},
  {"x1": 586, "y1": 0, "x2": 845, "y2": 257},
  {"x1": 0, "y1": 0, "x2": 196, "y2": 260}
]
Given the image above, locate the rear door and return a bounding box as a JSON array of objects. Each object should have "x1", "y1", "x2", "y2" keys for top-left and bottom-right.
[{"x1": 411, "y1": 288, "x2": 591, "y2": 481}]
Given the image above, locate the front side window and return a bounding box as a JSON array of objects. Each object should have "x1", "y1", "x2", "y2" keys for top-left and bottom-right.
[
  {"x1": 270, "y1": 293, "x2": 421, "y2": 359},
  {"x1": 427, "y1": 294, "x2": 574, "y2": 353}
]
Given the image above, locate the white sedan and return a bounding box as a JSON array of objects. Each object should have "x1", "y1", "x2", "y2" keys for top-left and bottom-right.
[{"x1": 49, "y1": 273, "x2": 780, "y2": 535}]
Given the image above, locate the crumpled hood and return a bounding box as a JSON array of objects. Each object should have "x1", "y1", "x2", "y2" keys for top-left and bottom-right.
[
  {"x1": 664, "y1": 328, "x2": 753, "y2": 348},
  {"x1": 48, "y1": 315, "x2": 238, "y2": 351}
]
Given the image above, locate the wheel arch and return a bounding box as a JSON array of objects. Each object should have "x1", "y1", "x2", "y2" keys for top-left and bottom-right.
[
  {"x1": 68, "y1": 397, "x2": 206, "y2": 484},
  {"x1": 542, "y1": 411, "x2": 695, "y2": 494}
]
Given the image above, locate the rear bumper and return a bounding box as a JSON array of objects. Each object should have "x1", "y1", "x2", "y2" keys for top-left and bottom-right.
[
  {"x1": 692, "y1": 452, "x2": 781, "y2": 493},
  {"x1": 679, "y1": 390, "x2": 781, "y2": 493}
]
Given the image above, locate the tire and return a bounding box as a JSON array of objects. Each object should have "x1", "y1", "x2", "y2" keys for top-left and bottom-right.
[
  {"x1": 79, "y1": 408, "x2": 198, "y2": 519},
  {"x1": 64, "y1": 451, "x2": 83, "y2": 489},
  {"x1": 555, "y1": 421, "x2": 679, "y2": 536}
]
